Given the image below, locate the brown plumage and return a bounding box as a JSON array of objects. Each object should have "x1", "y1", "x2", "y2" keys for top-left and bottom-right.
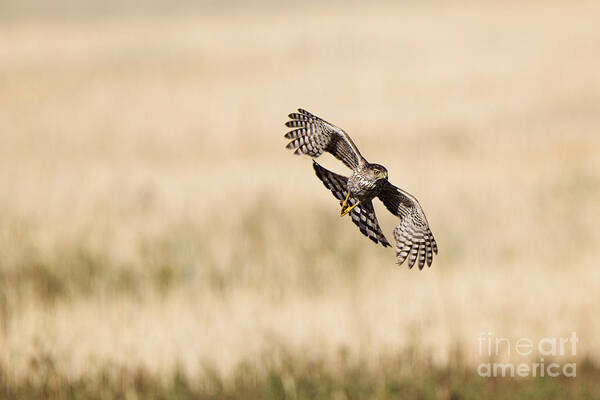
[{"x1": 284, "y1": 108, "x2": 438, "y2": 269}]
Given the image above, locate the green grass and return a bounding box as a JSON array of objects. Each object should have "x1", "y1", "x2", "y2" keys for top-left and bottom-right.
[{"x1": 2, "y1": 351, "x2": 599, "y2": 400}]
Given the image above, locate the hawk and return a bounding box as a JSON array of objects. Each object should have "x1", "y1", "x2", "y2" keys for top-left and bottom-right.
[{"x1": 284, "y1": 108, "x2": 438, "y2": 269}]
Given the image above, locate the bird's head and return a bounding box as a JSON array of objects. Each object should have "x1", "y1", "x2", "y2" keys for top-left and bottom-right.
[{"x1": 368, "y1": 163, "x2": 388, "y2": 181}]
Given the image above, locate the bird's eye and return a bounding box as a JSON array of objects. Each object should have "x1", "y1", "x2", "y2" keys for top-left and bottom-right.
[{"x1": 374, "y1": 169, "x2": 380, "y2": 175}]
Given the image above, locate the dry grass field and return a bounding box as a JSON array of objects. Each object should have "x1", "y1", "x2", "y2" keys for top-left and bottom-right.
[{"x1": 1, "y1": 1, "x2": 600, "y2": 398}]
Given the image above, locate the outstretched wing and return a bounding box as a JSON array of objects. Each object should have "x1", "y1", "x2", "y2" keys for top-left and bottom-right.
[
  {"x1": 377, "y1": 181, "x2": 438, "y2": 269},
  {"x1": 313, "y1": 161, "x2": 391, "y2": 247},
  {"x1": 285, "y1": 109, "x2": 365, "y2": 170}
]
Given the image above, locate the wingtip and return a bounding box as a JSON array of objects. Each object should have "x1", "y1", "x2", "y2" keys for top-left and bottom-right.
[
  {"x1": 297, "y1": 108, "x2": 314, "y2": 117},
  {"x1": 312, "y1": 160, "x2": 323, "y2": 176}
]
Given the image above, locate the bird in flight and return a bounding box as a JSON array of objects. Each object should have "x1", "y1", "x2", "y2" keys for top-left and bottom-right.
[{"x1": 284, "y1": 108, "x2": 437, "y2": 269}]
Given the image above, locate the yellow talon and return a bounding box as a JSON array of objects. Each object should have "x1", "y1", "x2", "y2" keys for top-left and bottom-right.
[
  {"x1": 340, "y1": 192, "x2": 358, "y2": 217},
  {"x1": 340, "y1": 202, "x2": 358, "y2": 217},
  {"x1": 340, "y1": 192, "x2": 350, "y2": 215}
]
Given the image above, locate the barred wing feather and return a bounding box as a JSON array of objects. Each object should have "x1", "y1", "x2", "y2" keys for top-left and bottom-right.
[
  {"x1": 377, "y1": 181, "x2": 437, "y2": 269},
  {"x1": 285, "y1": 109, "x2": 365, "y2": 170},
  {"x1": 313, "y1": 161, "x2": 390, "y2": 248}
]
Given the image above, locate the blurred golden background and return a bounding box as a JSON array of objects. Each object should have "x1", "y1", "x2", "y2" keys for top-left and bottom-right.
[{"x1": 1, "y1": 1, "x2": 599, "y2": 397}]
